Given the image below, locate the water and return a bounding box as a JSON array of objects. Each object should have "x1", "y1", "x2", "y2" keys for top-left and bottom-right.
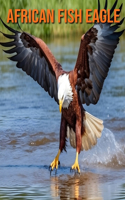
[{"x1": 0, "y1": 35, "x2": 125, "y2": 199}]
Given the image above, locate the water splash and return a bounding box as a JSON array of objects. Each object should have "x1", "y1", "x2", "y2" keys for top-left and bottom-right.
[{"x1": 82, "y1": 128, "x2": 125, "y2": 167}]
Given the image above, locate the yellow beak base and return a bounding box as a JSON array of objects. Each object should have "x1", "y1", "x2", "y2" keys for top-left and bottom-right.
[{"x1": 59, "y1": 100, "x2": 63, "y2": 113}]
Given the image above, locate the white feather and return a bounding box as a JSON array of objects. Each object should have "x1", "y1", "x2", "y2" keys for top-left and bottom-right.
[
  {"x1": 67, "y1": 111, "x2": 104, "y2": 151},
  {"x1": 58, "y1": 74, "x2": 73, "y2": 109},
  {"x1": 18, "y1": 33, "x2": 32, "y2": 53}
]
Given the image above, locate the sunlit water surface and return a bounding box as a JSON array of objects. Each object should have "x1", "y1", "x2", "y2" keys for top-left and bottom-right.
[{"x1": 0, "y1": 35, "x2": 125, "y2": 200}]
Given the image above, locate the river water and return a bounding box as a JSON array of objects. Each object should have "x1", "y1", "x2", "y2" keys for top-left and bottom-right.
[{"x1": 0, "y1": 35, "x2": 125, "y2": 199}]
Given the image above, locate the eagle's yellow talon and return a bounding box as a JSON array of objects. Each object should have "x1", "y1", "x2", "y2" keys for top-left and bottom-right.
[
  {"x1": 50, "y1": 149, "x2": 60, "y2": 171},
  {"x1": 71, "y1": 152, "x2": 80, "y2": 173}
]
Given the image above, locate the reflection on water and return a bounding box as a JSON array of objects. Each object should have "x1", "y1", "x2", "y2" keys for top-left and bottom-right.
[
  {"x1": 0, "y1": 36, "x2": 125, "y2": 199},
  {"x1": 0, "y1": 186, "x2": 52, "y2": 200},
  {"x1": 50, "y1": 173, "x2": 102, "y2": 200},
  {"x1": 113, "y1": 184, "x2": 125, "y2": 200},
  {"x1": 0, "y1": 172, "x2": 103, "y2": 200}
]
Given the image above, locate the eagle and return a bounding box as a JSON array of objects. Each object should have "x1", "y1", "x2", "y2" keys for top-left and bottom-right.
[{"x1": 0, "y1": 0, "x2": 124, "y2": 173}]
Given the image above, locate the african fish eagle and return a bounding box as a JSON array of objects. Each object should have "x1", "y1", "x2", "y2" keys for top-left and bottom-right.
[{"x1": 0, "y1": 0, "x2": 124, "y2": 173}]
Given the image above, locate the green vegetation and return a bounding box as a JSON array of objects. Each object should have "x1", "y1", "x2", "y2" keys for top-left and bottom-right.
[{"x1": 0, "y1": 0, "x2": 124, "y2": 38}]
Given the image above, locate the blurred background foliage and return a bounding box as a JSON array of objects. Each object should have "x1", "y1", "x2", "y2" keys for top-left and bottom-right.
[{"x1": 0, "y1": 0, "x2": 124, "y2": 38}]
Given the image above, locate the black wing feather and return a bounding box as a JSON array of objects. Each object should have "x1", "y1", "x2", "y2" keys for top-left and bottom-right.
[
  {"x1": 98, "y1": 0, "x2": 100, "y2": 16},
  {"x1": 110, "y1": 3, "x2": 123, "y2": 21},
  {"x1": 74, "y1": 1, "x2": 124, "y2": 105},
  {"x1": 0, "y1": 19, "x2": 62, "y2": 104},
  {"x1": 110, "y1": 0, "x2": 118, "y2": 16},
  {"x1": 104, "y1": 0, "x2": 107, "y2": 10}
]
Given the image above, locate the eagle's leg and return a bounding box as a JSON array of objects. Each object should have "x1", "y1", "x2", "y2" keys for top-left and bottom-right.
[
  {"x1": 71, "y1": 152, "x2": 80, "y2": 173},
  {"x1": 71, "y1": 115, "x2": 82, "y2": 173},
  {"x1": 50, "y1": 115, "x2": 67, "y2": 171},
  {"x1": 59, "y1": 115, "x2": 67, "y2": 152},
  {"x1": 50, "y1": 149, "x2": 61, "y2": 170}
]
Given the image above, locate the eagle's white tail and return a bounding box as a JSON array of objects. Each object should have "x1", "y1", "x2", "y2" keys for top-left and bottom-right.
[{"x1": 67, "y1": 111, "x2": 104, "y2": 151}]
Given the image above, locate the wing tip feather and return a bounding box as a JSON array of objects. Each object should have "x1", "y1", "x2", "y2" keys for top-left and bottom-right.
[{"x1": 0, "y1": 18, "x2": 20, "y2": 34}]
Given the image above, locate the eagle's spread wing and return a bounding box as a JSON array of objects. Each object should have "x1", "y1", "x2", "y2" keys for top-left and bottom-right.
[
  {"x1": 74, "y1": 0, "x2": 124, "y2": 105},
  {"x1": 0, "y1": 19, "x2": 63, "y2": 104}
]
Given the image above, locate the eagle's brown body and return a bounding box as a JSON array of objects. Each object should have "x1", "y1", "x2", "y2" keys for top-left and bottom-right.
[
  {"x1": 60, "y1": 71, "x2": 84, "y2": 154},
  {"x1": 0, "y1": 0, "x2": 124, "y2": 173}
]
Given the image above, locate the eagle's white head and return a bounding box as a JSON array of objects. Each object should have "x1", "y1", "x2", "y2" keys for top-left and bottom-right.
[{"x1": 58, "y1": 74, "x2": 73, "y2": 112}]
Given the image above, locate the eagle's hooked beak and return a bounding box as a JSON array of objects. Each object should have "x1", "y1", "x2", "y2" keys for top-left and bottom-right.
[{"x1": 59, "y1": 99, "x2": 63, "y2": 113}]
